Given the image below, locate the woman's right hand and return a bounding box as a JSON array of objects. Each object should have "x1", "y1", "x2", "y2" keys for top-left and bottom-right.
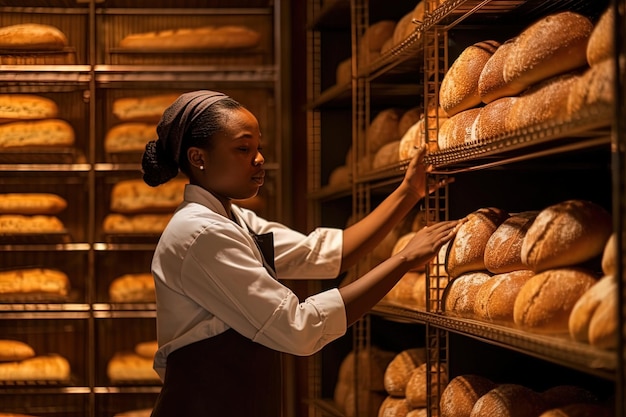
[{"x1": 398, "y1": 220, "x2": 460, "y2": 270}]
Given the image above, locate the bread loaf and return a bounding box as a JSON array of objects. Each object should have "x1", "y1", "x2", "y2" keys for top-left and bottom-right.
[
  {"x1": 567, "y1": 56, "x2": 622, "y2": 118},
  {"x1": 478, "y1": 38, "x2": 519, "y2": 103},
  {"x1": 474, "y1": 270, "x2": 535, "y2": 323},
  {"x1": 113, "y1": 94, "x2": 180, "y2": 122},
  {"x1": 0, "y1": 268, "x2": 70, "y2": 299},
  {"x1": 601, "y1": 233, "x2": 616, "y2": 276},
  {"x1": 443, "y1": 272, "x2": 492, "y2": 317},
  {"x1": 0, "y1": 95, "x2": 58, "y2": 122},
  {"x1": 107, "y1": 352, "x2": 160, "y2": 382},
  {"x1": 109, "y1": 273, "x2": 155, "y2": 303},
  {"x1": 440, "y1": 374, "x2": 497, "y2": 417},
  {"x1": 520, "y1": 200, "x2": 612, "y2": 272},
  {"x1": 110, "y1": 178, "x2": 186, "y2": 213},
  {"x1": 406, "y1": 409, "x2": 427, "y2": 417},
  {"x1": 377, "y1": 396, "x2": 410, "y2": 417},
  {"x1": 358, "y1": 20, "x2": 396, "y2": 66},
  {"x1": 437, "y1": 108, "x2": 481, "y2": 150},
  {"x1": 541, "y1": 385, "x2": 598, "y2": 409},
  {"x1": 372, "y1": 140, "x2": 401, "y2": 169},
  {"x1": 588, "y1": 283, "x2": 617, "y2": 349},
  {"x1": 367, "y1": 108, "x2": 403, "y2": 156},
  {"x1": 405, "y1": 362, "x2": 448, "y2": 408},
  {"x1": 471, "y1": 97, "x2": 517, "y2": 141},
  {"x1": 103, "y1": 213, "x2": 172, "y2": 234},
  {"x1": 440, "y1": 40, "x2": 500, "y2": 116},
  {"x1": 0, "y1": 340, "x2": 35, "y2": 362},
  {"x1": 503, "y1": 12, "x2": 593, "y2": 96},
  {"x1": 382, "y1": 271, "x2": 426, "y2": 306},
  {"x1": 484, "y1": 211, "x2": 539, "y2": 274},
  {"x1": 513, "y1": 267, "x2": 598, "y2": 333},
  {"x1": 105, "y1": 123, "x2": 157, "y2": 153},
  {"x1": 0, "y1": 354, "x2": 70, "y2": 381},
  {"x1": 0, "y1": 23, "x2": 67, "y2": 51},
  {"x1": 587, "y1": 6, "x2": 614, "y2": 67},
  {"x1": 568, "y1": 274, "x2": 615, "y2": 343},
  {"x1": 538, "y1": 403, "x2": 613, "y2": 417},
  {"x1": 470, "y1": 384, "x2": 549, "y2": 417},
  {"x1": 336, "y1": 57, "x2": 352, "y2": 85},
  {"x1": 0, "y1": 119, "x2": 74, "y2": 148},
  {"x1": 0, "y1": 193, "x2": 67, "y2": 215},
  {"x1": 119, "y1": 25, "x2": 261, "y2": 50},
  {"x1": 446, "y1": 207, "x2": 510, "y2": 278},
  {"x1": 383, "y1": 348, "x2": 426, "y2": 396},
  {"x1": 399, "y1": 107, "x2": 446, "y2": 159},
  {"x1": 0, "y1": 214, "x2": 65, "y2": 233},
  {"x1": 134, "y1": 340, "x2": 158, "y2": 359}
]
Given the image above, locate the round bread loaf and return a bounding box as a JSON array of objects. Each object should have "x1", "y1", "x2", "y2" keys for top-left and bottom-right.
[
  {"x1": 471, "y1": 97, "x2": 518, "y2": 141},
  {"x1": 446, "y1": 207, "x2": 510, "y2": 278},
  {"x1": 443, "y1": 272, "x2": 492, "y2": 317},
  {"x1": 520, "y1": 200, "x2": 612, "y2": 272},
  {"x1": 382, "y1": 271, "x2": 425, "y2": 305},
  {"x1": 0, "y1": 23, "x2": 68, "y2": 51},
  {"x1": 372, "y1": 140, "x2": 401, "y2": 169},
  {"x1": 328, "y1": 165, "x2": 350, "y2": 186},
  {"x1": 399, "y1": 121, "x2": 420, "y2": 161},
  {"x1": 358, "y1": 20, "x2": 396, "y2": 67},
  {"x1": 437, "y1": 108, "x2": 482, "y2": 150},
  {"x1": 474, "y1": 270, "x2": 535, "y2": 323},
  {"x1": 588, "y1": 284, "x2": 617, "y2": 349},
  {"x1": 383, "y1": 348, "x2": 426, "y2": 397},
  {"x1": 405, "y1": 362, "x2": 448, "y2": 408},
  {"x1": 440, "y1": 40, "x2": 500, "y2": 117},
  {"x1": 587, "y1": 6, "x2": 614, "y2": 67},
  {"x1": 469, "y1": 384, "x2": 549, "y2": 417},
  {"x1": 502, "y1": 11, "x2": 593, "y2": 97},
  {"x1": 484, "y1": 211, "x2": 539, "y2": 274},
  {"x1": 367, "y1": 108, "x2": 403, "y2": 156},
  {"x1": 398, "y1": 108, "x2": 422, "y2": 138},
  {"x1": 538, "y1": 403, "x2": 613, "y2": 417},
  {"x1": 601, "y1": 233, "x2": 616, "y2": 276},
  {"x1": 541, "y1": 385, "x2": 598, "y2": 409},
  {"x1": 440, "y1": 374, "x2": 497, "y2": 417},
  {"x1": 568, "y1": 274, "x2": 615, "y2": 343},
  {"x1": 377, "y1": 396, "x2": 410, "y2": 417},
  {"x1": 513, "y1": 267, "x2": 598, "y2": 333},
  {"x1": 478, "y1": 38, "x2": 519, "y2": 103}
]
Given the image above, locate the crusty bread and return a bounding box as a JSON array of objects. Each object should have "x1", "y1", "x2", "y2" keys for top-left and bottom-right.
[
  {"x1": 478, "y1": 38, "x2": 519, "y2": 104},
  {"x1": 110, "y1": 178, "x2": 186, "y2": 213},
  {"x1": 0, "y1": 354, "x2": 70, "y2": 381},
  {"x1": 405, "y1": 362, "x2": 448, "y2": 408},
  {"x1": 134, "y1": 340, "x2": 158, "y2": 359},
  {"x1": 0, "y1": 193, "x2": 67, "y2": 215},
  {"x1": 0, "y1": 268, "x2": 70, "y2": 299},
  {"x1": 601, "y1": 233, "x2": 616, "y2": 276},
  {"x1": 471, "y1": 97, "x2": 518, "y2": 141},
  {"x1": 588, "y1": 283, "x2": 617, "y2": 349},
  {"x1": 109, "y1": 273, "x2": 155, "y2": 303},
  {"x1": 372, "y1": 140, "x2": 401, "y2": 169},
  {"x1": 103, "y1": 213, "x2": 172, "y2": 234},
  {"x1": 443, "y1": 272, "x2": 492, "y2": 317},
  {"x1": 440, "y1": 374, "x2": 497, "y2": 417},
  {"x1": 541, "y1": 385, "x2": 598, "y2": 409},
  {"x1": 470, "y1": 384, "x2": 549, "y2": 417},
  {"x1": 567, "y1": 56, "x2": 621, "y2": 118},
  {"x1": 0, "y1": 95, "x2": 58, "y2": 122},
  {"x1": 398, "y1": 108, "x2": 422, "y2": 139},
  {"x1": 0, "y1": 339, "x2": 35, "y2": 362},
  {"x1": 520, "y1": 200, "x2": 612, "y2": 272},
  {"x1": 538, "y1": 403, "x2": 613, "y2": 417},
  {"x1": 367, "y1": 108, "x2": 403, "y2": 156},
  {"x1": 474, "y1": 270, "x2": 535, "y2": 323},
  {"x1": 513, "y1": 267, "x2": 598, "y2": 333},
  {"x1": 112, "y1": 93, "x2": 180, "y2": 122},
  {"x1": 400, "y1": 107, "x2": 446, "y2": 159},
  {"x1": 0, "y1": 214, "x2": 64, "y2": 233},
  {"x1": 0, "y1": 119, "x2": 74, "y2": 148},
  {"x1": 437, "y1": 108, "x2": 481, "y2": 150},
  {"x1": 382, "y1": 271, "x2": 426, "y2": 307},
  {"x1": 568, "y1": 274, "x2": 615, "y2": 343},
  {"x1": 105, "y1": 123, "x2": 157, "y2": 153},
  {"x1": 503, "y1": 11, "x2": 593, "y2": 97},
  {"x1": 484, "y1": 211, "x2": 539, "y2": 274},
  {"x1": 0, "y1": 23, "x2": 67, "y2": 51},
  {"x1": 383, "y1": 348, "x2": 426, "y2": 397},
  {"x1": 446, "y1": 207, "x2": 510, "y2": 278},
  {"x1": 119, "y1": 25, "x2": 261, "y2": 51},
  {"x1": 440, "y1": 40, "x2": 500, "y2": 117},
  {"x1": 358, "y1": 20, "x2": 395, "y2": 66},
  {"x1": 377, "y1": 396, "x2": 411, "y2": 417},
  {"x1": 587, "y1": 6, "x2": 614, "y2": 67},
  {"x1": 107, "y1": 352, "x2": 160, "y2": 382}
]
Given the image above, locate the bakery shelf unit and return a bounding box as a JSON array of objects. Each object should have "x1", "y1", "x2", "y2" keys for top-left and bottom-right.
[
  {"x1": 306, "y1": 0, "x2": 625, "y2": 416},
  {"x1": 0, "y1": 0, "x2": 286, "y2": 416}
]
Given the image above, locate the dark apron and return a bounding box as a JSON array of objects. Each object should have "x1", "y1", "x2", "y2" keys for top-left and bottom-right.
[{"x1": 151, "y1": 230, "x2": 283, "y2": 417}]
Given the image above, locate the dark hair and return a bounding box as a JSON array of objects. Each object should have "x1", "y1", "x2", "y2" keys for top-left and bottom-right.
[{"x1": 142, "y1": 97, "x2": 243, "y2": 186}]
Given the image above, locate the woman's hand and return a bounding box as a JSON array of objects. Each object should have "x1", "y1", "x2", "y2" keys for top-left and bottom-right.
[
  {"x1": 398, "y1": 219, "x2": 460, "y2": 270},
  {"x1": 402, "y1": 145, "x2": 454, "y2": 199}
]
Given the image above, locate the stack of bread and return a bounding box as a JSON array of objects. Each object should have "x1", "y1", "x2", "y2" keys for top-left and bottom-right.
[
  {"x1": 0, "y1": 339, "x2": 70, "y2": 382},
  {"x1": 105, "y1": 122, "x2": 157, "y2": 155},
  {"x1": 0, "y1": 23, "x2": 74, "y2": 64},
  {"x1": 0, "y1": 268, "x2": 70, "y2": 302},
  {"x1": 441, "y1": 200, "x2": 614, "y2": 338},
  {"x1": 0, "y1": 192, "x2": 68, "y2": 239},
  {"x1": 437, "y1": 8, "x2": 613, "y2": 150},
  {"x1": 103, "y1": 178, "x2": 185, "y2": 235},
  {"x1": 108, "y1": 273, "x2": 155, "y2": 304},
  {"x1": 380, "y1": 2, "x2": 425, "y2": 54},
  {"x1": 107, "y1": 340, "x2": 160, "y2": 384}
]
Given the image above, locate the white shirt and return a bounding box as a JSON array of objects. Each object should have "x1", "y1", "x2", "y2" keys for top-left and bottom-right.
[{"x1": 151, "y1": 184, "x2": 347, "y2": 379}]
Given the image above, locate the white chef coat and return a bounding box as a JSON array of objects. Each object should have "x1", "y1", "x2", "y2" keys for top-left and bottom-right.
[{"x1": 151, "y1": 184, "x2": 347, "y2": 379}]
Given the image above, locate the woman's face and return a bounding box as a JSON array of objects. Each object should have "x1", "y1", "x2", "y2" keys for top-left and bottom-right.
[{"x1": 199, "y1": 107, "x2": 265, "y2": 204}]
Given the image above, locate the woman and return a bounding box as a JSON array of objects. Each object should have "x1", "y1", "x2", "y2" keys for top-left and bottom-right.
[{"x1": 141, "y1": 90, "x2": 459, "y2": 416}]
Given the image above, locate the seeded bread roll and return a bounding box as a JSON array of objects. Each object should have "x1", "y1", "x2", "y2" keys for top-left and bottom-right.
[
  {"x1": 601, "y1": 233, "x2": 616, "y2": 276},
  {"x1": 0, "y1": 23, "x2": 68, "y2": 51},
  {"x1": 383, "y1": 348, "x2": 426, "y2": 397},
  {"x1": 440, "y1": 374, "x2": 497, "y2": 417},
  {"x1": 119, "y1": 25, "x2": 261, "y2": 51},
  {"x1": 587, "y1": 6, "x2": 614, "y2": 67},
  {"x1": 478, "y1": 38, "x2": 518, "y2": 104},
  {"x1": 568, "y1": 274, "x2": 615, "y2": 343},
  {"x1": 513, "y1": 267, "x2": 598, "y2": 333},
  {"x1": 474, "y1": 270, "x2": 535, "y2": 323},
  {"x1": 0, "y1": 119, "x2": 75, "y2": 148},
  {"x1": 446, "y1": 207, "x2": 510, "y2": 278},
  {"x1": 520, "y1": 200, "x2": 612, "y2": 272},
  {"x1": 440, "y1": 40, "x2": 500, "y2": 117},
  {"x1": 470, "y1": 384, "x2": 549, "y2": 417},
  {"x1": 443, "y1": 272, "x2": 492, "y2": 317},
  {"x1": 471, "y1": 97, "x2": 518, "y2": 141},
  {"x1": 0, "y1": 268, "x2": 70, "y2": 299},
  {"x1": 109, "y1": 273, "x2": 155, "y2": 303},
  {"x1": 110, "y1": 178, "x2": 186, "y2": 213},
  {"x1": 0, "y1": 95, "x2": 58, "y2": 122},
  {"x1": 484, "y1": 211, "x2": 539, "y2": 274},
  {"x1": 112, "y1": 94, "x2": 180, "y2": 122},
  {"x1": 0, "y1": 214, "x2": 64, "y2": 233},
  {"x1": 503, "y1": 11, "x2": 593, "y2": 97},
  {"x1": 0, "y1": 193, "x2": 67, "y2": 215},
  {"x1": 0, "y1": 340, "x2": 35, "y2": 362},
  {"x1": 0, "y1": 354, "x2": 70, "y2": 381},
  {"x1": 105, "y1": 123, "x2": 157, "y2": 153}
]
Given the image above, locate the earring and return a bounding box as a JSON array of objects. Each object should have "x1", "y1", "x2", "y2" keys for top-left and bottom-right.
[{"x1": 200, "y1": 165, "x2": 204, "y2": 171}]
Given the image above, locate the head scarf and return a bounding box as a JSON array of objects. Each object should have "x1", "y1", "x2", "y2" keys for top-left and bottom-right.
[{"x1": 156, "y1": 90, "x2": 228, "y2": 165}]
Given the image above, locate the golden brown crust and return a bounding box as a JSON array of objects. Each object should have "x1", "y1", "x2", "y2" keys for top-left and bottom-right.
[
  {"x1": 587, "y1": 6, "x2": 614, "y2": 67},
  {"x1": 103, "y1": 213, "x2": 172, "y2": 234},
  {"x1": 443, "y1": 272, "x2": 492, "y2": 317},
  {"x1": 110, "y1": 178, "x2": 186, "y2": 213},
  {"x1": 484, "y1": 211, "x2": 539, "y2": 274},
  {"x1": 105, "y1": 123, "x2": 157, "y2": 153},
  {"x1": 367, "y1": 108, "x2": 403, "y2": 156},
  {"x1": 383, "y1": 348, "x2": 426, "y2": 396},
  {"x1": 0, "y1": 95, "x2": 58, "y2": 122},
  {"x1": 0, "y1": 119, "x2": 74, "y2": 148},
  {"x1": 405, "y1": 362, "x2": 448, "y2": 408},
  {"x1": 601, "y1": 233, "x2": 616, "y2": 276},
  {"x1": 134, "y1": 340, "x2": 158, "y2": 359},
  {"x1": 474, "y1": 270, "x2": 535, "y2": 323},
  {"x1": 0, "y1": 23, "x2": 68, "y2": 51},
  {"x1": 0, "y1": 268, "x2": 70, "y2": 299},
  {"x1": 109, "y1": 273, "x2": 155, "y2": 303},
  {"x1": 568, "y1": 274, "x2": 615, "y2": 342},
  {"x1": 0, "y1": 340, "x2": 36, "y2": 362},
  {"x1": 112, "y1": 94, "x2": 180, "y2": 122},
  {"x1": 471, "y1": 384, "x2": 549, "y2": 417},
  {"x1": 588, "y1": 284, "x2": 618, "y2": 349},
  {"x1": 0, "y1": 354, "x2": 70, "y2": 381},
  {"x1": 471, "y1": 97, "x2": 518, "y2": 141},
  {"x1": 106, "y1": 352, "x2": 160, "y2": 382},
  {"x1": 437, "y1": 108, "x2": 481, "y2": 150},
  {"x1": 440, "y1": 374, "x2": 497, "y2": 417},
  {"x1": 478, "y1": 38, "x2": 519, "y2": 104},
  {"x1": 0, "y1": 214, "x2": 65, "y2": 233},
  {"x1": 0, "y1": 193, "x2": 67, "y2": 215}
]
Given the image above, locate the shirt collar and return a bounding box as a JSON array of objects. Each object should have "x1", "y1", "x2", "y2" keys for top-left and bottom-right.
[{"x1": 183, "y1": 184, "x2": 229, "y2": 218}]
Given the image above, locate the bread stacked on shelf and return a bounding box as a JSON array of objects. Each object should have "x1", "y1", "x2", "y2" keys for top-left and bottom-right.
[
  {"x1": 0, "y1": 268, "x2": 70, "y2": 302},
  {"x1": 112, "y1": 93, "x2": 179, "y2": 124},
  {"x1": 0, "y1": 339, "x2": 70, "y2": 382},
  {"x1": 106, "y1": 339, "x2": 160, "y2": 384},
  {"x1": 105, "y1": 122, "x2": 157, "y2": 155},
  {"x1": 381, "y1": 1, "x2": 425, "y2": 54},
  {"x1": 108, "y1": 273, "x2": 155, "y2": 304},
  {"x1": 0, "y1": 193, "x2": 68, "y2": 241},
  {"x1": 0, "y1": 23, "x2": 75, "y2": 65},
  {"x1": 358, "y1": 20, "x2": 396, "y2": 68}
]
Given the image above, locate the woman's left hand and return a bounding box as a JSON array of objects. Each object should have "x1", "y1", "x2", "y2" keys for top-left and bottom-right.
[{"x1": 402, "y1": 145, "x2": 454, "y2": 198}]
